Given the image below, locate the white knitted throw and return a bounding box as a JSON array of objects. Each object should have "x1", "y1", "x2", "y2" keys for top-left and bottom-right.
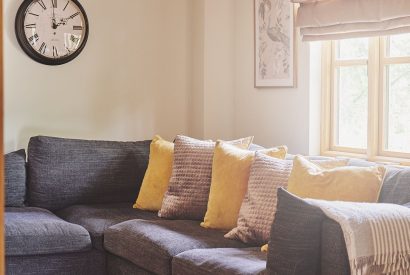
[{"x1": 307, "y1": 199, "x2": 410, "y2": 275}]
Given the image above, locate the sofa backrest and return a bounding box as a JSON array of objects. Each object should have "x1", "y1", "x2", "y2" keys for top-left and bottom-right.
[
  {"x1": 27, "y1": 136, "x2": 151, "y2": 211},
  {"x1": 379, "y1": 167, "x2": 410, "y2": 205},
  {"x1": 5, "y1": 149, "x2": 27, "y2": 207}
]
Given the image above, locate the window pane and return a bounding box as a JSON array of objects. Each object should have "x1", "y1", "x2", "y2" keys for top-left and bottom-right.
[
  {"x1": 336, "y1": 38, "x2": 369, "y2": 60},
  {"x1": 336, "y1": 66, "x2": 368, "y2": 149},
  {"x1": 387, "y1": 33, "x2": 410, "y2": 57},
  {"x1": 386, "y1": 64, "x2": 410, "y2": 153}
]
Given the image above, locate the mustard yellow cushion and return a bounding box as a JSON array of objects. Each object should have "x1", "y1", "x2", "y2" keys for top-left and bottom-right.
[
  {"x1": 287, "y1": 156, "x2": 386, "y2": 203},
  {"x1": 200, "y1": 142, "x2": 287, "y2": 230},
  {"x1": 133, "y1": 135, "x2": 174, "y2": 211},
  {"x1": 261, "y1": 244, "x2": 268, "y2": 253}
]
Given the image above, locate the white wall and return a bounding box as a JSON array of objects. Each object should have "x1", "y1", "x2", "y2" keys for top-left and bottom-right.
[
  {"x1": 202, "y1": 0, "x2": 236, "y2": 141},
  {"x1": 191, "y1": 0, "x2": 320, "y2": 154},
  {"x1": 5, "y1": 0, "x2": 320, "y2": 155},
  {"x1": 233, "y1": 0, "x2": 313, "y2": 154},
  {"x1": 188, "y1": 0, "x2": 205, "y2": 139},
  {"x1": 4, "y1": 0, "x2": 192, "y2": 152},
  {"x1": 189, "y1": 0, "x2": 236, "y2": 141}
]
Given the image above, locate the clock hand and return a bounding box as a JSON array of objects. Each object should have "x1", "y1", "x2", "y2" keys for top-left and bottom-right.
[
  {"x1": 52, "y1": 4, "x2": 58, "y2": 29},
  {"x1": 61, "y1": 12, "x2": 80, "y2": 24}
]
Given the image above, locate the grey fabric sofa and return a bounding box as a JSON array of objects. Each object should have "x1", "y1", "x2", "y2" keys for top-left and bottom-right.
[{"x1": 4, "y1": 136, "x2": 410, "y2": 275}]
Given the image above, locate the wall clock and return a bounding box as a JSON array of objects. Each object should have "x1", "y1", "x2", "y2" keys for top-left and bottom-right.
[{"x1": 15, "y1": 0, "x2": 89, "y2": 65}]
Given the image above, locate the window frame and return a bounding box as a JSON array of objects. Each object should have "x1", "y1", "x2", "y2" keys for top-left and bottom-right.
[{"x1": 321, "y1": 37, "x2": 410, "y2": 164}]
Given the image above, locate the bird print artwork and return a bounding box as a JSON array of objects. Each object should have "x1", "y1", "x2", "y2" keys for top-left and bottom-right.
[{"x1": 255, "y1": 0, "x2": 293, "y2": 87}]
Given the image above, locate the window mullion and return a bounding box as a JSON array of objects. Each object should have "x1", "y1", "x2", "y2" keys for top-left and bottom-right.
[
  {"x1": 330, "y1": 40, "x2": 338, "y2": 152},
  {"x1": 320, "y1": 41, "x2": 333, "y2": 154},
  {"x1": 333, "y1": 60, "x2": 368, "y2": 66},
  {"x1": 379, "y1": 37, "x2": 388, "y2": 159},
  {"x1": 367, "y1": 37, "x2": 380, "y2": 160},
  {"x1": 383, "y1": 56, "x2": 410, "y2": 64}
]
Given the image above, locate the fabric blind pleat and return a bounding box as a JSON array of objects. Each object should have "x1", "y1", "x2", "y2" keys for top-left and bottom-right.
[{"x1": 293, "y1": 0, "x2": 410, "y2": 41}]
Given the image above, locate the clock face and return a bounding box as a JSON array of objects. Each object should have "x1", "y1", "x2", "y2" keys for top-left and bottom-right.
[{"x1": 15, "y1": 0, "x2": 89, "y2": 65}]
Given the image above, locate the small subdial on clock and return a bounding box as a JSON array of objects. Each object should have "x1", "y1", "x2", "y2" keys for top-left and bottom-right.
[{"x1": 23, "y1": 0, "x2": 86, "y2": 59}]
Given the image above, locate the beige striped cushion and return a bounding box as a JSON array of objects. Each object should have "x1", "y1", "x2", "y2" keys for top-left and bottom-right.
[
  {"x1": 158, "y1": 135, "x2": 253, "y2": 220},
  {"x1": 225, "y1": 153, "x2": 293, "y2": 245}
]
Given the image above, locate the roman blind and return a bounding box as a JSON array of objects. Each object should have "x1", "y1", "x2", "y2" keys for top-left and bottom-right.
[{"x1": 292, "y1": 0, "x2": 410, "y2": 41}]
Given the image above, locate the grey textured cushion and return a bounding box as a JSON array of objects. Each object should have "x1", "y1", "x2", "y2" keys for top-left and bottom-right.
[
  {"x1": 321, "y1": 219, "x2": 350, "y2": 275},
  {"x1": 379, "y1": 167, "x2": 410, "y2": 205},
  {"x1": 6, "y1": 249, "x2": 105, "y2": 275},
  {"x1": 5, "y1": 150, "x2": 26, "y2": 207},
  {"x1": 225, "y1": 154, "x2": 292, "y2": 245},
  {"x1": 173, "y1": 247, "x2": 267, "y2": 275},
  {"x1": 27, "y1": 136, "x2": 151, "y2": 210},
  {"x1": 5, "y1": 207, "x2": 91, "y2": 256},
  {"x1": 267, "y1": 188, "x2": 324, "y2": 275},
  {"x1": 57, "y1": 203, "x2": 160, "y2": 251},
  {"x1": 104, "y1": 219, "x2": 246, "y2": 275}
]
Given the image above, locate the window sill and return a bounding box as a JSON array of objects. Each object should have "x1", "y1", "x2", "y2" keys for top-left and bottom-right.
[{"x1": 321, "y1": 150, "x2": 410, "y2": 167}]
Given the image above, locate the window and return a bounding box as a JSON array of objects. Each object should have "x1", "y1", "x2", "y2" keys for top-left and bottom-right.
[{"x1": 322, "y1": 35, "x2": 410, "y2": 163}]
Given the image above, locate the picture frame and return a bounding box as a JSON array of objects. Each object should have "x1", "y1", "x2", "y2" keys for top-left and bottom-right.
[{"x1": 255, "y1": 0, "x2": 295, "y2": 88}]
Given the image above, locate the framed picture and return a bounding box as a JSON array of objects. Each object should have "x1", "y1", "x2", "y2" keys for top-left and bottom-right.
[{"x1": 255, "y1": 0, "x2": 295, "y2": 88}]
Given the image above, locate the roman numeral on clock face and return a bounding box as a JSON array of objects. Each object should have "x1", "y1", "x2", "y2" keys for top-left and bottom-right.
[
  {"x1": 39, "y1": 42, "x2": 47, "y2": 54},
  {"x1": 52, "y1": 0, "x2": 57, "y2": 8},
  {"x1": 53, "y1": 46, "x2": 59, "y2": 57},
  {"x1": 69, "y1": 12, "x2": 80, "y2": 19},
  {"x1": 37, "y1": 0, "x2": 46, "y2": 10},
  {"x1": 28, "y1": 34, "x2": 39, "y2": 45},
  {"x1": 73, "y1": 26, "x2": 83, "y2": 31},
  {"x1": 25, "y1": 23, "x2": 36, "y2": 29}
]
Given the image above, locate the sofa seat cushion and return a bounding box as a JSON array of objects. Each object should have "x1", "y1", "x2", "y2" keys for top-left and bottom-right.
[
  {"x1": 104, "y1": 219, "x2": 246, "y2": 275},
  {"x1": 172, "y1": 247, "x2": 267, "y2": 275},
  {"x1": 56, "y1": 203, "x2": 160, "y2": 250},
  {"x1": 5, "y1": 207, "x2": 91, "y2": 256},
  {"x1": 6, "y1": 249, "x2": 106, "y2": 275}
]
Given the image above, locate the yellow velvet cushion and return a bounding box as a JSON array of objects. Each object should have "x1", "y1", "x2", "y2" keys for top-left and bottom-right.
[
  {"x1": 287, "y1": 155, "x2": 386, "y2": 203},
  {"x1": 133, "y1": 135, "x2": 174, "y2": 211},
  {"x1": 200, "y1": 142, "x2": 287, "y2": 230}
]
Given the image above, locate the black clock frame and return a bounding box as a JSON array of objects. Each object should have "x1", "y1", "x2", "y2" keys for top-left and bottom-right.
[{"x1": 15, "y1": 0, "x2": 89, "y2": 66}]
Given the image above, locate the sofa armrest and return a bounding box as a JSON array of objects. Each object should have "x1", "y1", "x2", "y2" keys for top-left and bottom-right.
[{"x1": 321, "y1": 218, "x2": 349, "y2": 275}]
